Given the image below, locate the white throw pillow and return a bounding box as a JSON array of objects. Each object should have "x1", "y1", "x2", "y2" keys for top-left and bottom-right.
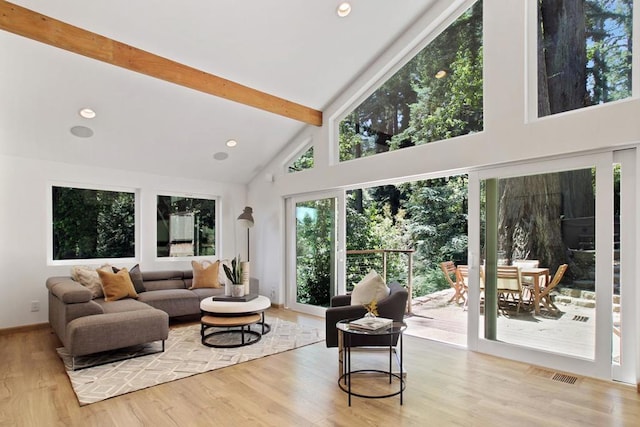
[
  {"x1": 71, "y1": 264, "x2": 112, "y2": 299},
  {"x1": 350, "y1": 270, "x2": 390, "y2": 306}
]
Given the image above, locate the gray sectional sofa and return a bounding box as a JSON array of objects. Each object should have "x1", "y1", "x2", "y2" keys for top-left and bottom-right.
[{"x1": 46, "y1": 269, "x2": 229, "y2": 367}]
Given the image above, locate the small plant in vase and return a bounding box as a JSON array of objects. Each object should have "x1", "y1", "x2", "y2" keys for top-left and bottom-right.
[{"x1": 223, "y1": 255, "x2": 244, "y2": 297}]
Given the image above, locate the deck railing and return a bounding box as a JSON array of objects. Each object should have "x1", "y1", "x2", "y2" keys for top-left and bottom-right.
[{"x1": 345, "y1": 248, "x2": 414, "y2": 313}]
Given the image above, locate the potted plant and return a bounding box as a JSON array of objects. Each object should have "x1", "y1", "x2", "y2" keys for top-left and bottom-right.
[{"x1": 223, "y1": 255, "x2": 244, "y2": 297}]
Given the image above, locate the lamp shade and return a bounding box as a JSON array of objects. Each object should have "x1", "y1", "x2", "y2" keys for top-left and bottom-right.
[{"x1": 237, "y1": 206, "x2": 254, "y2": 228}]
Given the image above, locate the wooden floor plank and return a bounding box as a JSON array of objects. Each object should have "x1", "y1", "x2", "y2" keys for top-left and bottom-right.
[{"x1": 0, "y1": 308, "x2": 639, "y2": 426}]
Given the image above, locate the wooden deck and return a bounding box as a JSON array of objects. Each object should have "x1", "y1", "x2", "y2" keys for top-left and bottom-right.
[{"x1": 406, "y1": 288, "x2": 607, "y2": 361}]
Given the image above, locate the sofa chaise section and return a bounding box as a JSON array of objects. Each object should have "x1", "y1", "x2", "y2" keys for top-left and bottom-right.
[{"x1": 46, "y1": 269, "x2": 228, "y2": 367}]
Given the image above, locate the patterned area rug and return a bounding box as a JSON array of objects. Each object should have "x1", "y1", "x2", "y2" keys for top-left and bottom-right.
[{"x1": 57, "y1": 316, "x2": 324, "y2": 405}]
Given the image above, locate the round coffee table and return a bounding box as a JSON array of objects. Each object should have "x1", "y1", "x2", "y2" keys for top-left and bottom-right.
[{"x1": 200, "y1": 295, "x2": 271, "y2": 347}]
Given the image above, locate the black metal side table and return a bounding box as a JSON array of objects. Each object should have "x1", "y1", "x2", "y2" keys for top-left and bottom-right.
[{"x1": 336, "y1": 319, "x2": 407, "y2": 406}]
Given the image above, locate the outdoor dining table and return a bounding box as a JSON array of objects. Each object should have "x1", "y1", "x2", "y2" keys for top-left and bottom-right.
[{"x1": 520, "y1": 267, "x2": 551, "y2": 314}]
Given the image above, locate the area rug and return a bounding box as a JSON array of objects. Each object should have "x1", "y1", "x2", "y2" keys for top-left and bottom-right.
[{"x1": 56, "y1": 316, "x2": 324, "y2": 405}]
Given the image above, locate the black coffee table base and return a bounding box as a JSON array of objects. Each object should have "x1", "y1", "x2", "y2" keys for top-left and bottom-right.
[{"x1": 200, "y1": 314, "x2": 262, "y2": 348}]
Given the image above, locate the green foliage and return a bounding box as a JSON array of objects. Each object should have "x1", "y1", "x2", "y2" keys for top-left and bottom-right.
[
  {"x1": 339, "y1": 2, "x2": 483, "y2": 160},
  {"x1": 412, "y1": 267, "x2": 451, "y2": 298},
  {"x1": 403, "y1": 176, "x2": 469, "y2": 274},
  {"x1": 584, "y1": 0, "x2": 633, "y2": 104},
  {"x1": 223, "y1": 256, "x2": 243, "y2": 284},
  {"x1": 52, "y1": 187, "x2": 135, "y2": 260},
  {"x1": 288, "y1": 146, "x2": 314, "y2": 172},
  {"x1": 295, "y1": 199, "x2": 335, "y2": 307},
  {"x1": 345, "y1": 176, "x2": 468, "y2": 296}
]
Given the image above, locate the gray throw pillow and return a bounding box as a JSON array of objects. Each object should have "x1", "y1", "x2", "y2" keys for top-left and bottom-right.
[{"x1": 112, "y1": 264, "x2": 145, "y2": 293}]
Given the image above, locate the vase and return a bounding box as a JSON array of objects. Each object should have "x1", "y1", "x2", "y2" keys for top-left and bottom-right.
[
  {"x1": 224, "y1": 280, "x2": 232, "y2": 296},
  {"x1": 241, "y1": 261, "x2": 250, "y2": 295},
  {"x1": 231, "y1": 283, "x2": 244, "y2": 297}
]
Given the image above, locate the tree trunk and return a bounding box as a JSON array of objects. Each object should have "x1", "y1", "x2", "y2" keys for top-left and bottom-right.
[
  {"x1": 537, "y1": 1, "x2": 551, "y2": 117},
  {"x1": 560, "y1": 169, "x2": 595, "y2": 218},
  {"x1": 539, "y1": 0, "x2": 587, "y2": 114},
  {"x1": 498, "y1": 174, "x2": 565, "y2": 271},
  {"x1": 497, "y1": 0, "x2": 591, "y2": 273}
]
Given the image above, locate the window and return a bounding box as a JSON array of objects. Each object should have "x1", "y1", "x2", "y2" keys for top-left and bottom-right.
[
  {"x1": 288, "y1": 145, "x2": 314, "y2": 173},
  {"x1": 156, "y1": 195, "x2": 217, "y2": 257},
  {"x1": 52, "y1": 186, "x2": 135, "y2": 260},
  {"x1": 538, "y1": 0, "x2": 633, "y2": 117},
  {"x1": 339, "y1": 1, "x2": 483, "y2": 161}
]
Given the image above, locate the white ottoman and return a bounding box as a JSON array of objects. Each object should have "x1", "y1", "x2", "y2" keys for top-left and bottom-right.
[{"x1": 200, "y1": 295, "x2": 272, "y2": 338}]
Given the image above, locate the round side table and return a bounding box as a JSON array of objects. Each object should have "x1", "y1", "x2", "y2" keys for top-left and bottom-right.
[{"x1": 336, "y1": 319, "x2": 407, "y2": 406}]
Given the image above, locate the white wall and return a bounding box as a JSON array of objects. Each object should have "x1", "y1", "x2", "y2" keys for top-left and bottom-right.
[
  {"x1": 0, "y1": 154, "x2": 247, "y2": 328},
  {"x1": 247, "y1": 0, "x2": 640, "y2": 304}
]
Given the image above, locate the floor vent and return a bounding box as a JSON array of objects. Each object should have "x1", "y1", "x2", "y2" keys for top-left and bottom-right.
[
  {"x1": 572, "y1": 315, "x2": 589, "y2": 322},
  {"x1": 527, "y1": 366, "x2": 581, "y2": 385},
  {"x1": 552, "y1": 373, "x2": 579, "y2": 384}
]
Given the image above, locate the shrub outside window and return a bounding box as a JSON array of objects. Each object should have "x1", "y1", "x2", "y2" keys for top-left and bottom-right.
[
  {"x1": 156, "y1": 195, "x2": 217, "y2": 257},
  {"x1": 52, "y1": 186, "x2": 136, "y2": 260}
]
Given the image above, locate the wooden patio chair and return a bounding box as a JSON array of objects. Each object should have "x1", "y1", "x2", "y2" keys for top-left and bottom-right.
[
  {"x1": 456, "y1": 265, "x2": 471, "y2": 310},
  {"x1": 496, "y1": 266, "x2": 524, "y2": 314},
  {"x1": 512, "y1": 259, "x2": 539, "y2": 300},
  {"x1": 440, "y1": 261, "x2": 466, "y2": 304},
  {"x1": 527, "y1": 263, "x2": 568, "y2": 313}
]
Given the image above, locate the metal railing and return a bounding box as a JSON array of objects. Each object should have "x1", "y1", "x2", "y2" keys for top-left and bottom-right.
[{"x1": 345, "y1": 248, "x2": 414, "y2": 313}]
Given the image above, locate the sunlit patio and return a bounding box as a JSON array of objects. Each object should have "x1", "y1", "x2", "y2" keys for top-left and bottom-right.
[{"x1": 404, "y1": 287, "x2": 619, "y2": 362}]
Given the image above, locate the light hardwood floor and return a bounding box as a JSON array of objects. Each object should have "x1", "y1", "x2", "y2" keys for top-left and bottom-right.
[{"x1": 1, "y1": 308, "x2": 639, "y2": 426}]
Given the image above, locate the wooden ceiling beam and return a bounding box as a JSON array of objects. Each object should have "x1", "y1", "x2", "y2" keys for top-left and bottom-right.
[{"x1": 0, "y1": 1, "x2": 323, "y2": 126}]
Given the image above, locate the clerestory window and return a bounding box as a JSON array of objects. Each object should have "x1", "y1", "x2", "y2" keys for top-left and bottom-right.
[
  {"x1": 538, "y1": 0, "x2": 633, "y2": 117},
  {"x1": 338, "y1": 1, "x2": 483, "y2": 162},
  {"x1": 288, "y1": 145, "x2": 314, "y2": 173}
]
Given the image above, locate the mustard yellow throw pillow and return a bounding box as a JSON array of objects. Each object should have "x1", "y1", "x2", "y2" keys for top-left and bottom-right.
[
  {"x1": 191, "y1": 260, "x2": 221, "y2": 289},
  {"x1": 97, "y1": 268, "x2": 138, "y2": 302}
]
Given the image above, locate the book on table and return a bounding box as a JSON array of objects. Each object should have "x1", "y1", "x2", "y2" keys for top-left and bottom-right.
[
  {"x1": 349, "y1": 316, "x2": 393, "y2": 331},
  {"x1": 212, "y1": 293, "x2": 258, "y2": 302}
]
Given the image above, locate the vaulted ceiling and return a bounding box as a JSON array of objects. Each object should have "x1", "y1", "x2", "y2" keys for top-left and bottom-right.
[{"x1": 1, "y1": 0, "x2": 437, "y2": 183}]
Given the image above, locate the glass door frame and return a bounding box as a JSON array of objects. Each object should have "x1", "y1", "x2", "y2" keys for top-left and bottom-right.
[
  {"x1": 612, "y1": 148, "x2": 637, "y2": 384},
  {"x1": 467, "y1": 151, "x2": 618, "y2": 381},
  {"x1": 285, "y1": 190, "x2": 346, "y2": 317}
]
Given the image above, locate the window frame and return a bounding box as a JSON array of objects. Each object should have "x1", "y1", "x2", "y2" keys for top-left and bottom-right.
[
  {"x1": 47, "y1": 182, "x2": 139, "y2": 266},
  {"x1": 331, "y1": 0, "x2": 483, "y2": 165},
  {"x1": 284, "y1": 136, "x2": 314, "y2": 174},
  {"x1": 154, "y1": 191, "x2": 221, "y2": 261},
  {"x1": 526, "y1": 0, "x2": 638, "y2": 122}
]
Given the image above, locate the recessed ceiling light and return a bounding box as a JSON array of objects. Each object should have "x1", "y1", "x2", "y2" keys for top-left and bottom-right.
[
  {"x1": 435, "y1": 70, "x2": 447, "y2": 79},
  {"x1": 213, "y1": 152, "x2": 229, "y2": 161},
  {"x1": 79, "y1": 108, "x2": 96, "y2": 119},
  {"x1": 337, "y1": 2, "x2": 351, "y2": 17},
  {"x1": 226, "y1": 139, "x2": 237, "y2": 147},
  {"x1": 70, "y1": 126, "x2": 94, "y2": 138}
]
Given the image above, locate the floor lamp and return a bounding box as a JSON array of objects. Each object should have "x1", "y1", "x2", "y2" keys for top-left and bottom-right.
[
  {"x1": 237, "y1": 206, "x2": 254, "y2": 261},
  {"x1": 237, "y1": 207, "x2": 254, "y2": 294}
]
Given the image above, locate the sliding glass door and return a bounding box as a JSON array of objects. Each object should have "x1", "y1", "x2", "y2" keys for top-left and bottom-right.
[
  {"x1": 286, "y1": 192, "x2": 345, "y2": 316},
  {"x1": 468, "y1": 150, "x2": 636, "y2": 382}
]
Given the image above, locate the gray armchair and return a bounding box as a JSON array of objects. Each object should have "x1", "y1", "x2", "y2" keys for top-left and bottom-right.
[{"x1": 325, "y1": 281, "x2": 408, "y2": 348}]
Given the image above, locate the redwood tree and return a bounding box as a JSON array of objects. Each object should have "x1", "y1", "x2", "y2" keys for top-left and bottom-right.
[{"x1": 498, "y1": 0, "x2": 592, "y2": 273}]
